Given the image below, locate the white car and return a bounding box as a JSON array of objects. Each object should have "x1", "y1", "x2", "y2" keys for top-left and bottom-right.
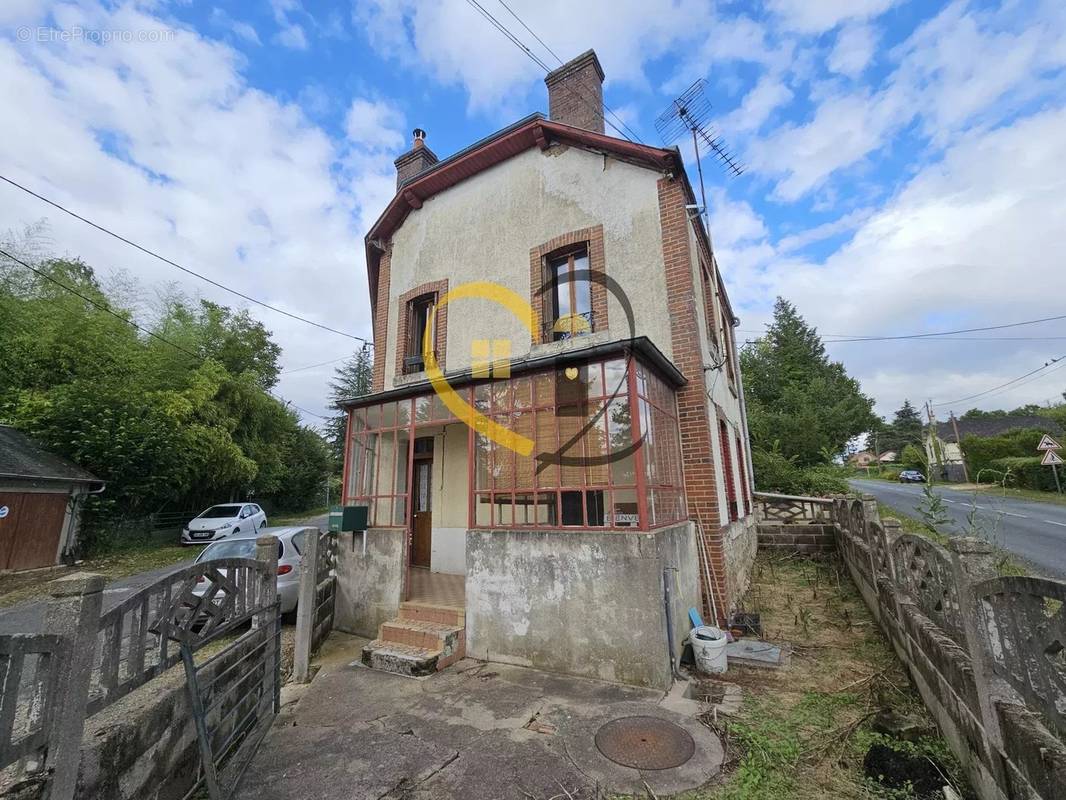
[
  {"x1": 192, "y1": 527, "x2": 313, "y2": 614},
  {"x1": 181, "y1": 503, "x2": 267, "y2": 545}
]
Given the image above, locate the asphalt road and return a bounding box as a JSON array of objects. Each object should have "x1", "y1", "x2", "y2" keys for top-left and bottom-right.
[
  {"x1": 0, "y1": 512, "x2": 330, "y2": 635},
  {"x1": 849, "y1": 478, "x2": 1066, "y2": 579}
]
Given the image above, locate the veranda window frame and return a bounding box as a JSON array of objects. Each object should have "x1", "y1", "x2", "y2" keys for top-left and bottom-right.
[{"x1": 342, "y1": 353, "x2": 687, "y2": 532}]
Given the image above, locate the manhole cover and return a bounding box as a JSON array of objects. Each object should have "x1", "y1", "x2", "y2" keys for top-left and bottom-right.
[{"x1": 594, "y1": 716, "x2": 695, "y2": 770}]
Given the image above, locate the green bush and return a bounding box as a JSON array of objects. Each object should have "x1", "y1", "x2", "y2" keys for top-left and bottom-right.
[
  {"x1": 964, "y1": 429, "x2": 1048, "y2": 478},
  {"x1": 751, "y1": 449, "x2": 849, "y2": 496},
  {"x1": 901, "y1": 443, "x2": 926, "y2": 470},
  {"x1": 989, "y1": 456, "x2": 1060, "y2": 491}
]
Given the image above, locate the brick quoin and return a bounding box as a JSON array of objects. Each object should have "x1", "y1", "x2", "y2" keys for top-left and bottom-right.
[
  {"x1": 394, "y1": 279, "x2": 449, "y2": 380},
  {"x1": 528, "y1": 225, "x2": 608, "y2": 345},
  {"x1": 371, "y1": 244, "x2": 391, "y2": 392},
  {"x1": 657, "y1": 175, "x2": 729, "y2": 622}
]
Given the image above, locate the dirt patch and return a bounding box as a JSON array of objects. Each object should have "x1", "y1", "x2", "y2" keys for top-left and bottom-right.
[{"x1": 687, "y1": 553, "x2": 973, "y2": 800}]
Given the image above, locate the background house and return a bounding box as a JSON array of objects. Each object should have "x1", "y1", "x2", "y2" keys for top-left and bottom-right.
[
  {"x1": 924, "y1": 414, "x2": 1062, "y2": 482},
  {"x1": 848, "y1": 451, "x2": 877, "y2": 467},
  {"x1": 0, "y1": 425, "x2": 104, "y2": 570}
]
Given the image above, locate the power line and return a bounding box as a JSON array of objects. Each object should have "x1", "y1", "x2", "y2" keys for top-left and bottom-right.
[
  {"x1": 464, "y1": 0, "x2": 643, "y2": 144},
  {"x1": 0, "y1": 247, "x2": 329, "y2": 420},
  {"x1": 494, "y1": 0, "x2": 644, "y2": 144},
  {"x1": 932, "y1": 355, "x2": 1065, "y2": 408},
  {"x1": 739, "y1": 312, "x2": 1066, "y2": 343},
  {"x1": 0, "y1": 174, "x2": 373, "y2": 346},
  {"x1": 280, "y1": 355, "x2": 350, "y2": 375}
]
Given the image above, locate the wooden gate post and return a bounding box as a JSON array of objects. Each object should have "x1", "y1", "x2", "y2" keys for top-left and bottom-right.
[
  {"x1": 293, "y1": 530, "x2": 320, "y2": 683},
  {"x1": 44, "y1": 572, "x2": 104, "y2": 800}
]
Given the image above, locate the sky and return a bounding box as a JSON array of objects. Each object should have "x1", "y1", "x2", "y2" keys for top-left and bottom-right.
[{"x1": 1, "y1": 0, "x2": 1065, "y2": 427}]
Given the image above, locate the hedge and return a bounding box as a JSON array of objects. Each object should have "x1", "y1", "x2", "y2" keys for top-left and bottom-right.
[{"x1": 988, "y1": 456, "x2": 1061, "y2": 492}]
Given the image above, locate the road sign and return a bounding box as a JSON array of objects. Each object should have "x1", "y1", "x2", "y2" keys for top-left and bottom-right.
[
  {"x1": 1042, "y1": 449, "x2": 1064, "y2": 466},
  {"x1": 1036, "y1": 434, "x2": 1062, "y2": 451}
]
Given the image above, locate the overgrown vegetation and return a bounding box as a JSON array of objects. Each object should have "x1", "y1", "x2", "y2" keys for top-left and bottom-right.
[
  {"x1": 0, "y1": 241, "x2": 337, "y2": 555},
  {"x1": 695, "y1": 556, "x2": 970, "y2": 800},
  {"x1": 742, "y1": 299, "x2": 877, "y2": 493}
]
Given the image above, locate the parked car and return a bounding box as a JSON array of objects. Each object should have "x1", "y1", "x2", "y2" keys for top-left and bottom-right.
[
  {"x1": 898, "y1": 470, "x2": 926, "y2": 483},
  {"x1": 181, "y1": 503, "x2": 267, "y2": 545},
  {"x1": 192, "y1": 526, "x2": 314, "y2": 614}
]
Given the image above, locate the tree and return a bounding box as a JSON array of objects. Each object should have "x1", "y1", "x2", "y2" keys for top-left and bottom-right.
[
  {"x1": 880, "y1": 400, "x2": 924, "y2": 453},
  {"x1": 325, "y1": 346, "x2": 373, "y2": 468},
  {"x1": 741, "y1": 298, "x2": 878, "y2": 467}
]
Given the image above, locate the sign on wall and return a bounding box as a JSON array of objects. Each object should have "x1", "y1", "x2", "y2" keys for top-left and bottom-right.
[{"x1": 0, "y1": 506, "x2": 8, "y2": 519}]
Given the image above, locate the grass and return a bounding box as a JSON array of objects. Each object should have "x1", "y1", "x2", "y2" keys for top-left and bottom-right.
[
  {"x1": 687, "y1": 554, "x2": 971, "y2": 800},
  {"x1": 270, "y1": 506, "x2": 329, "y2": 525},
  {"x1": 0, "y1": 533, "x2": 197, "y2": 609},
  {"x1": 958, "y1": 483, "x2": 1066, "y2": 507}
]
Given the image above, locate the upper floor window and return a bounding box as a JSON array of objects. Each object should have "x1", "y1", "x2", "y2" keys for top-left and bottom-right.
[
  {"x1": 547, "y1": 245, "x2": 592, "y2": 341},
  {"x1": 404, "y1": 292, "x2": 436, "y2": 373},
  {"x1": 700, "y1": 263, "x2": 720, "y2": 351}
]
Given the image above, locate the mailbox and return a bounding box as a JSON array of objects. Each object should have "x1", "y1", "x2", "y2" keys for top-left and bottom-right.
[{"x1": 343, "y1": 507, "x2": 373, "y2": 533}]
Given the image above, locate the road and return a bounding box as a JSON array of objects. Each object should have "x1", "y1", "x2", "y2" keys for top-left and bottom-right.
[
  {"x1": 849, "y1": 478, "x2": 1066, "y2": 579},
  {"x1": 0, "y1": 512, "x2": 330, "y2": 635}
]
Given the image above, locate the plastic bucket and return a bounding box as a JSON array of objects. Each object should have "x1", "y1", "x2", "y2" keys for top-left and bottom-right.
[{"x1": 690, "y1": 626, "x2": 728, "y2": 674}]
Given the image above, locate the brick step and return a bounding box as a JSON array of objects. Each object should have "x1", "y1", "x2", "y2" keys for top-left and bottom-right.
[
  {"x1": 399, "y1": 601, "x2": 465, "y2": 628},
  {"x1": 380, "y1": 619, "x2": 462, "y2": 650},
  {"x1": 361, "y1": 639, "x2": 441, "y2": 677}
]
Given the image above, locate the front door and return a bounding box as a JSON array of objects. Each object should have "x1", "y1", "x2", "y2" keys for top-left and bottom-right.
[{"x1": 410, "y1": 439, "x2": 433, "y2": 568}]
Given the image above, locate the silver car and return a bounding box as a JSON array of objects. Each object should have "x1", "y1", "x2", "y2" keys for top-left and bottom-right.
[
  {"x1": 182, "y1": 503, "x2": 267, "y2": 545},
  {"x1": 192, "y1": 527, "x2": 314, "y2": 614}
]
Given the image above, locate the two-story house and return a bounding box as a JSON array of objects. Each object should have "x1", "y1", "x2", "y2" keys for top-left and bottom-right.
[{"x1": 335, "y1": 51, "x2": 756, "y2": 689}]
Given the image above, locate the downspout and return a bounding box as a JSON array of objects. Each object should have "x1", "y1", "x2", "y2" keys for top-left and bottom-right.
[
  {"x1": 662, "y1": 567, "x2": 684, "y2": 681},
  {"x1": 733, "y1": 320, "x2": 756, "y2": 507}
]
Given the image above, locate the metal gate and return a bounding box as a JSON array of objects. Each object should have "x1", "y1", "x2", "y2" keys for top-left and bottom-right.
[{"x1": 150, "y1": 555, "x2": 281, "y2": 800}]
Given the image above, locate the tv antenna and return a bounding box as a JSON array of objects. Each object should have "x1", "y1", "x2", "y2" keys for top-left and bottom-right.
[{"x1": 655, "y1": 79, "x2": 744, "y2": 220}]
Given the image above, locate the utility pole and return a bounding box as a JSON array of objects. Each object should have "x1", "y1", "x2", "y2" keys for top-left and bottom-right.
[
  {"x1": 925, "y1": 400, "x2": 939, "y2": 482},
  {"x1": 950, "y1": 412, "x2": 970, "y2": 483}
]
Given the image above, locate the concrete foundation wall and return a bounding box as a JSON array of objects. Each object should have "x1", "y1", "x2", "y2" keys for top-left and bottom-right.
[
  {"x1": 722, "y1": 517, "x2": 758, "y2": 613},
  {"x1": 334, "y1": 528, "x2": 406, "y2": 638},
  {"x1": 757, "y1": 523, "x2": 836, "y2": 555},
  {"x1": 431, "y1": 527, "x2": 466, "y2": 575},
  {"x1": 465, "y1": 523, "x2": 697, "y2": 690}
]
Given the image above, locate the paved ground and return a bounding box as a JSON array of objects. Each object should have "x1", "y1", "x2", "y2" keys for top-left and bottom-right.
[
  {"x1": 238, "y1": 635, "x2": 724, "y2": 800},
  {"x1": 850, "y1": 478, "x2": 1066, "y2": 579}
]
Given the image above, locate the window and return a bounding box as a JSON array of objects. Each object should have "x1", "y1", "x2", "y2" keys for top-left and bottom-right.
[
  {"x1": 546, "y1": 246, "x2": 592, "y2": 341},
  {"x1": 404, "y1": 293, "x2": 436, "y2": 373},
  {"x1": 720, "y1": 419, "x2": 738, "y2": 522},
  {"x1": 700, "y1": 264, "x2": 720, "y2": 351},
  {"x1": 735, "y1": 434, "x2": 750, "y2": 516}
]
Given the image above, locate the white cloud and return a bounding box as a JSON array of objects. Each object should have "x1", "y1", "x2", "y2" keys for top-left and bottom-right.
[
  {"x1": 708, "y1": 189, "x2": 767, "y2": 248},
  {"x1": 753, "y1": 0, "x2": 1066, "y2": 200},
  {"x1": 354, "y1": 0, "x2": 711, "y2": 114},
  {"x1": 345, "y1": 98, "x2": 407, "y2": 151},
  {"x1": 767, "y1": 0, "x2": 899, "y2": 34},
  {"x1": 828, "y1": 23, "x2": 877, "y2": 77},
  {"x1": 270, "y1": 0, "x2": 310, "y2": 50},
  {"x1": 725, "y1": 104, "x2": 1066, "y2": 416},
  {"x1": 0, "y1": 2, "x2": 404, "y2": 421},
  {"x1": 721, "y1": 74, "x2": 793, "y2": 133},
  {"x1": 210, "y1": 9, "x2": 262, "y2": 45}
]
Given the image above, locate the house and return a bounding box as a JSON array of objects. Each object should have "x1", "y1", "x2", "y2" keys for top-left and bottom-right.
[
  {"x1": 878, "y1": 451, "x2": 898, "y2": 463},
  {"x1": 335, "y1": 50, "x2": 756, "y2": 689},
  {"x1": 848, "y1": 451, "x2": 877, "y2": 467},
  {"x1": 924, "y1": 415, "x2": 1062, "y2": 481},
  {"x1": 0, "y1": 425, "x2": 104, "y2": 570}
]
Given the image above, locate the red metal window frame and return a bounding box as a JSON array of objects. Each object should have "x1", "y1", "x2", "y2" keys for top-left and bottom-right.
[
  {"x1": 719, "y1": 418, "x2": 738, "y2": 522},
  {"x1": 734, "y1": 432, "x2": 750, "y2": 517}
]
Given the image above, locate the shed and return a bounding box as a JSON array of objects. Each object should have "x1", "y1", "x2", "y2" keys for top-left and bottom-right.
[{"x1": 0, "y1": 425, "x2": 104, "y2": 570}]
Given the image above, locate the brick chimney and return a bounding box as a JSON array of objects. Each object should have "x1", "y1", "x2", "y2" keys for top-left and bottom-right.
[
  {"x1": 544, "y1": 49, "x2": 605, "y2": 134},
  {"x1": 394, "y1": 128, "x2": 438, "y2": 189}
]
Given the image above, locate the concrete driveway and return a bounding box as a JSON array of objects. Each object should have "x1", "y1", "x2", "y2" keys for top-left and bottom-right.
[
  {"x1": 238, "y1": 635, "x2": 724, "y2": 800},
  {"x1": 850, "y1": 478, "x2": 1066, "y2": 578}
]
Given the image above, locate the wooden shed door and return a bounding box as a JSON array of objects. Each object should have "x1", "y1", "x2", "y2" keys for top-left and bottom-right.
[{"x1": 0, "y1": 492, "x2": 67, "y2": 570}]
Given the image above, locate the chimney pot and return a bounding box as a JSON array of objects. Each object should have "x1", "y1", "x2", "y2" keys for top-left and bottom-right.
[
  {"x1": 412, "y1": 128, "x2": 426, "y2": 149},
  {"x1": 545, "y1": 49, "x2": 605, "y2": 134}
]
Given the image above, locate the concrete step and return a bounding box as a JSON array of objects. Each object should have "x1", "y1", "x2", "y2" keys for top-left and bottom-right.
[
  {"x1": 399, "y1": 601, "x2": 465, "y2": 628},
  {"x1": 361, "y1": 639, "x2": 440, "y2": 677}
]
